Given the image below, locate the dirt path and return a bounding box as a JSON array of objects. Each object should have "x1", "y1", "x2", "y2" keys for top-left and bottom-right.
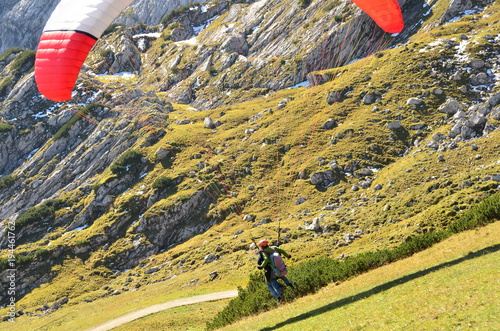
[{"x1": 85, "y1": 290, "x2": 238, "y2": 331}]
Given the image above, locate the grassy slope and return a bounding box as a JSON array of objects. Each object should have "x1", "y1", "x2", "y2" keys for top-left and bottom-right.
[{"x1": 220, "y1": 221, "x2": 500, "y2": 331}]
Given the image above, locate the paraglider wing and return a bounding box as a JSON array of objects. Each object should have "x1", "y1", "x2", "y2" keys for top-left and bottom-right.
[
  {"x1": 35, "y1": 0, "x2": 134, "y2": 101},
  {"x1": 350, "y1": 0, "x2": 404, "y2": 34}
]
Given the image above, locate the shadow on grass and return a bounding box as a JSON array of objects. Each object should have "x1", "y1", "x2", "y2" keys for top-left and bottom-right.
[{"x1": 261, "y1": 243, "x2": 500, "y2": 331}]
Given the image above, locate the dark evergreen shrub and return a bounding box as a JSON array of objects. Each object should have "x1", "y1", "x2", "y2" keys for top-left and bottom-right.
[{"x1": 110, "y1": 150, "x2": 144, "y2": 177}]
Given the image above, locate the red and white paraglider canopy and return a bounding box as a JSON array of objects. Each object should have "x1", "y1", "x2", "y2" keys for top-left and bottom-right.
[
  {"x1": 35, "y1": 0, "x2": 404, "y2": 102},
  {"x1": 35, "y1": 0, "x2": 134, "y2": 102}
]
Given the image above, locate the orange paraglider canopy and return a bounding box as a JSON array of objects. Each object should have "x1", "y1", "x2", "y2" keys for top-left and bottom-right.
[{"x1": 351, "y1": 0, "x2": 404, "y2": 34}]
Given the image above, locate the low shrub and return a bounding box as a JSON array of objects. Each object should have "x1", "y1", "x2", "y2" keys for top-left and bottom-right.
[
  {"x1": 152, "y1": 176, "x2": 173, "y2": 192},
  {"x1": 448, "y1": 192, "x2": 500, "y2": 233},
  {"x1": 15, "y1": 198, "x2": 73, "y2": 230},
  {"x1": 53, "y1": 103, "x2": 101, "y2": 140},
  {"x1": 102, "y1": 23, "x2": 125, "y2": 37},
  {"x1": 0, "y1": 174, "x2": 17, "y2": 190},
  {"x1": 110, "y1": 150, "x2": 144, "y2": 177},
  {"x1": 0, "y1": 47, "x2": 23, "y2": 62},
  {"x1": 160, "y1": 4, "x2": 192, "y2": 25},
  {"x1": 16, "y1": 204, "x2": 54, "y2": 230},
  {"x1": 0, "y1": 123, "x2": 12, "y2": 133},
  {"x1": 9, "y1": 50, "x2": 36, "y2": 76},
  {"x1": 0, "y1": 77, "x2": 13, "y2": 97}
]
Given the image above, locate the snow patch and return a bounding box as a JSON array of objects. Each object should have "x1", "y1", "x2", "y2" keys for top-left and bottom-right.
[
  {"x1": 175, "y1": 15, "x2": 220, "y2": 45},
  {"x1": 26, "y1": 148, "x2": 39, "y2": 160},
  {"x1": 70, "y1": 224, "x2": 89, "y2": 232},
  {"x1": 96, "y1": 72, "x2": 136, "y2": 80},
  {"x1": 447, "y1": 9, "x2": 480, "y2": 24},
  {"x1": 454, "y1": 39, "x2": 470, "y2": 63},
  {"x1": 32, "y1": 109, "x2": 52, "y2": 119},
  {"x1": 133, "y1": 32, "x2": 161, "y2": 39},
  {"x1": 287, "y1": 81, "x2": 309, "y2": 89}
]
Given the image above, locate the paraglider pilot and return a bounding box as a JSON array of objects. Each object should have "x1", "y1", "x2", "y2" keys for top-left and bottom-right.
[{"x1": 256, "y1": 240, "x2": 294, "y2": 302}]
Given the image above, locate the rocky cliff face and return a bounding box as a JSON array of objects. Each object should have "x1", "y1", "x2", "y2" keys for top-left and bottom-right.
[
  {"x1": 128, "y1": 0, "x2": 421, "y2": 109},
  {"x1": 0, "y1": 0, "x2": 498, "y2": 312}
]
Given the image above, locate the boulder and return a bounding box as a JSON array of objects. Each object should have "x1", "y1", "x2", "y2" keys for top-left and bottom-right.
[
  {"x1": 204, "y1": 254, "x2": 220, "y2": 264},
  {"x1": 407, "y1": 97, "x2": 423, "y2": 105},
  {"x1": 438, "y1": 98, "x2": 462, "y2": 116},
  {"x1": 321, "y1": 119, "x2": 337, "y2": 130},
  {"x1": 304, "y1": 218, "x2": 321, "y2": 231},
  {"x1": 204, "y1": 117, "x2": 216, "y2": 129},
  {"x1": 387, "y1": 121, "x2": 402, "y2": 131}
]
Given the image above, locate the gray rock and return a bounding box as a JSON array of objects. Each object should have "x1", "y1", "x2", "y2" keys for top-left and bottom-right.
[
  {"x1": 360, "y1": 180, "x2": 372, "y2": 189},
  {"x1": 356, "y1": 168, "x2": 373, "y2": 177},
  {"x1": 144, "y1": 267, "x2": 160, "y2": 274},
  {"x1": 204, "y1": 117, "x2": 216, "y2": 129},
  {"x1": 156, "y1": 147, "x2": 171, "y2": 160},
  {"x1": 470, "y1": 72, "x2": 489, "y2": 85},
  {"x1": 466, "y1": 115, "x2": 487, "y2": 128},
  {"x1": 310, "y1": 172, "x2": 326, "y2": 185},
  {"x1": 470, "y1": 58, "x2": 485, "y2": 69},
  {"x1": 442, "y1": 0, "x2": 475, "y2": 23},
  {"x1": 221, "y1": 33, "x2": 249, "y2": 55},
  {"x1": 487, "y1": 92, "x2": 500, "y2": 108},
  {"x1": 321, "y1": 119, "x2": 337, "y2": 130},
  {"x1": 450, "y1": 123, "x2": 462, "y2": 137},
  {"x1": 304, "y1": 218, "x2": 321, "y2": 231},
  {"x1": 363, "y1": 93, "x2": 376, "y2": 105},
  {"x1": 343, "y1": 233, "x2": 355, "y2": 243},
  {"x1": 407, "y1": 97, "x2": 423, "y2": 105},
  {"x1": 243, "y1": 214, "x2": 256, "y2": 222},
  {"x1": 295, "y1": 197, "x2": 307, "y2": 205},
  {"x1": 438, "y1": 98, "x2": 463, "y2": 116},
  {"x1": 433, "y1": 88, "x2": 444, "y2": 95},
  {"x1": 204, "y1": 254, "x2": 220, "y2": 264},
  {"x1": 460, "y1": 126, "x2": 476, "y2": 140},
  {"x1": 451, "y1": 71, "x2": 462, "y2": 81},
  {"x1": 387, "y1": 121, "x2": 402, "y2": 131},
  {"x1": 453, "y1": 110, "x2": 466, "y2": 119}
]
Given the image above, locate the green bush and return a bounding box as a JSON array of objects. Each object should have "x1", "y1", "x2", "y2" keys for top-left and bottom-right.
[
  {"x1": 160, "y1": 4, "x2": 193, "y2": 25},
  {"x1": 110, "y1": 150, "x2": 144, "y2": 177},
  {"x1": 9, "y1": 50, "x2": 36, "y2": 76},
  {"x1": 34, "y1": 248, "x2": 51, "y2": 259},
  {"x1": 0, "y1": 254, "x2": 33, "y2": 271},
  {"x1": 208, "y1": 66, "x2": 218, "y2": 76},
  {"x1": 15, "y1": 198, "x2": 73, "y2": 230},
  {"x1": 15, "y1": 254, "x2": 33, "y2": 267},
  {"x1": 448, "y1": 192, "x2": 500, "y2": 233},
  {"x1": 152, "y1": 176, "x2": 173, "y2": 191},
  {"x1": 0, "y1": 49, "x2": 35, "y2": 97},
  {"x1": 0, "y1": 257, "x2": 8, "y2": 271},
  {"x1": 102, "y1": 23, "x2": 125, "y2": 37},
  {"x1": 0, "y1": 77, "x2": 13, "y2": 97},
  {"x1": 16, "y1": 204, "x2": 54, "y2": 230},
  {"x1": 0, "y1": 47, "x2": 23, "y2": 62},
  {"x1": 0, "y1": 123, "x2": 12, "y2": 133},
  {"x1": 53, "y1": 103, "x2": 100, "y2": 140},
  {"x1": 298, "y1": 0, "x2": 311, "y2": 8},
  {"x1": 0, "y1": 175, "x2": 17, "y2": 190}
]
